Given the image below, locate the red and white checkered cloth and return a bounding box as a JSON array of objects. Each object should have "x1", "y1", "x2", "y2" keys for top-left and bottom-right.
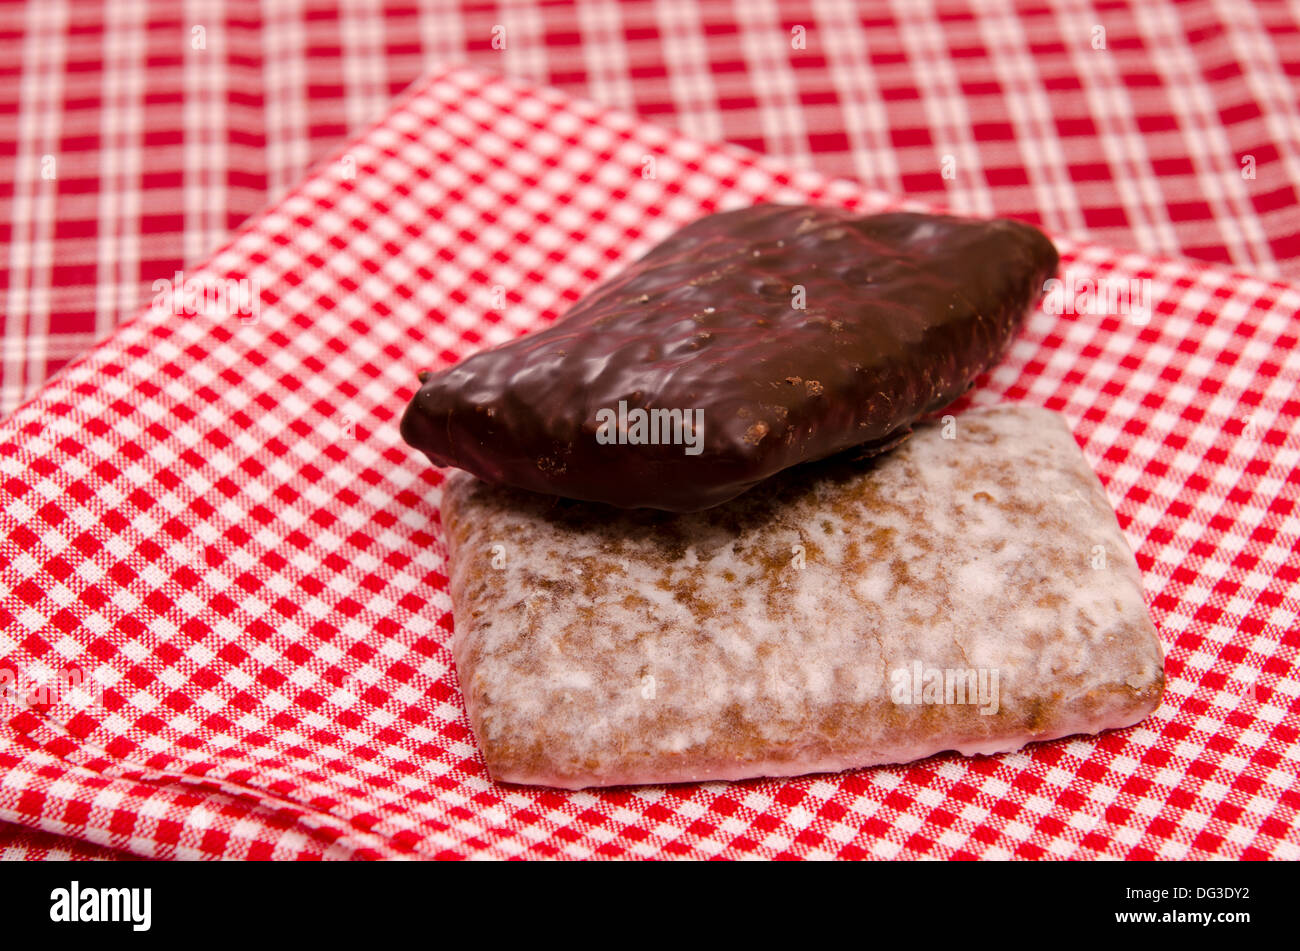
[
  {"x1": 3, "y1": 0, "x2": 1300, "y2": 417},
  {"x1": 1, "y1": 64, "x2": 1297, "y2": 860}
]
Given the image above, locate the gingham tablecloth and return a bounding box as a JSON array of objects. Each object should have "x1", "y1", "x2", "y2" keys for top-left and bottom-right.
[
  {"x1": 3, "y1": 0, "x2": 1300, "y2": 418},
  {"x1": 0, "y1": 64, "x2": 1296, "y2": 860}
]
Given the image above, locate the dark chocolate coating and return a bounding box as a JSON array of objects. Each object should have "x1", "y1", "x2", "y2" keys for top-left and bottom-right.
[{"x1": 401, "y1": 205, "x2": 1059, "y2": 511}]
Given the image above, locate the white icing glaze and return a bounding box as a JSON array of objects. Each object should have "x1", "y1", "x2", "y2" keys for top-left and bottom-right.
[{"x1": 442, "y1": 405, "x2": 1165, "y2": 789}]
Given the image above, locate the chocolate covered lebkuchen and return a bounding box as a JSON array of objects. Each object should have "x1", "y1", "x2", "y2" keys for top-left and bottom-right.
[{"x1": 402, "y1": 205, "x2": 1059, "y2": 511}]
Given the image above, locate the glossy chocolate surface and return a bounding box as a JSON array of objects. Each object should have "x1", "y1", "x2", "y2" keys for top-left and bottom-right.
[{"x1": 401, "y1": 205, "x2": 1059, "y2": 510}]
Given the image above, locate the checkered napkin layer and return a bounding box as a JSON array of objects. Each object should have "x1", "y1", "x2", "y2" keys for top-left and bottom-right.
[
  {"x1": 1, "y1": 65, "x2": 1297, "y2": 860},
  {"x1": 4, "y1": 0, "x2": 1300, "y2": 417}
]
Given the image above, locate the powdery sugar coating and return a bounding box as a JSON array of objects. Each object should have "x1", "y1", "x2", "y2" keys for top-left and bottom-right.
[{"x1": 442, "y1": 405, "x2": 1164, "y2": 789}]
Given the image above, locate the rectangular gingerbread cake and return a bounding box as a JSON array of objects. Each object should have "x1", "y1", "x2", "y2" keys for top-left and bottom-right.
[{"x1": 440, "y1": 404, "x2": 1164, "y2": 789}]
